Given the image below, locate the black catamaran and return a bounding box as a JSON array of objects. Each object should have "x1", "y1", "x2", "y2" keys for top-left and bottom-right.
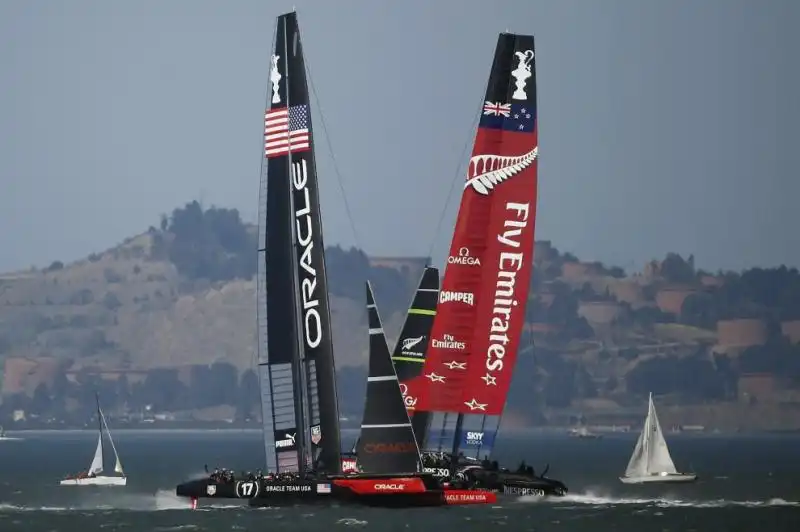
[{"x1": 176, "y1": 11, "x2": 342, "y2": 506}]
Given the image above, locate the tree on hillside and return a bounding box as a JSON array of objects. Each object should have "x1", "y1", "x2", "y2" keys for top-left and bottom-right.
[
  {"x1": 680, "y1": 292, "x2": 718, "y2": 329},
  {"x1": 325, "y1": 245, "x2": 409, "y2": 317},
  {"x1": 164, "y1": 201, "x2": 257, "y2": 282},
  {"x1": 625, "y1": 351, "x2": 729, "y2": 400},
  {"x1": 661, "y1": 253, "x2": 695, "y2": 283}
]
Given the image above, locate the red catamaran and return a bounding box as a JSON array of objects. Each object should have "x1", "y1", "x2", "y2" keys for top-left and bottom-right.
[{"x1": 398, "y1": 32, "x2": 567, "y2": 498}]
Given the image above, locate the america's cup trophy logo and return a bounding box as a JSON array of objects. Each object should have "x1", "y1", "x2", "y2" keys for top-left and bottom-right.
[
  {"x1": 270, "y1": 54, "x2": 282, "y2": 104},
  {"x1": 511, "y1": 50, "x2": 534, "y2": 100}
]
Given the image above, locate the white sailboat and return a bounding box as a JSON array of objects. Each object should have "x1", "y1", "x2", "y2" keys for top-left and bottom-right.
[
  {"x1": 60, "y1": 394, "x2": 127, "y2": 486},
  {"x1": 619, "y1": 393, "x2": 697, "y2": 484}
]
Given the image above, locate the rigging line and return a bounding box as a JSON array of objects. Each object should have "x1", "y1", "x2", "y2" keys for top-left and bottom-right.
[
  {"x1": 304, "y1": 60, "x2": 364, "y2": 252},
  {"x1": 424, "y1": 98, "x2": 484, "y2": 264}
]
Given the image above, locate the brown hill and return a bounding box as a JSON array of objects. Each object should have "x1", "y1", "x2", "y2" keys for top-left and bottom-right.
[{"x1": 0, "y1": 232, "x2": 408, "y2": 393}]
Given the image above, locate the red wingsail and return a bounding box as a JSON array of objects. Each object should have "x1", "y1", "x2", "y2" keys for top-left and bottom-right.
[{"x1": 418, "y1": 34, "x2": 538, "y2": 418}]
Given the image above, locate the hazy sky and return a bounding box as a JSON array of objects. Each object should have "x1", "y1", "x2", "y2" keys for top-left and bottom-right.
[{"x1": 1, "y1": 0, "x2": 797, "y2": 274}]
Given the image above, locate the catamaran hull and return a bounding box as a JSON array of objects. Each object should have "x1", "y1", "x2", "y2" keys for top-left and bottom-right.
[
  {"x1": 457, "y1": 467, "x2": 568, "y2": 497},
  {"x1": 60, "y1": 476, "x2": 127, "y2": 486},
  {"x1": 176, "y1": 474, "x2": 495, "y2": 508},
  {"x1": 619, "y1": 473, "x2": 698, "y2": 484}
]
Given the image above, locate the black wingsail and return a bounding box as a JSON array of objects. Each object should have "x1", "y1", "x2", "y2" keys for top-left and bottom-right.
[
  {"x1": 390, "y1": 266, "x2": 439, "y2": 447},
  {"x1": 258, "y1": 11, "x2": 342, "y2": 475},
  {"x1": 356, "y1": 282, "x2": 422, "y2": 474}
]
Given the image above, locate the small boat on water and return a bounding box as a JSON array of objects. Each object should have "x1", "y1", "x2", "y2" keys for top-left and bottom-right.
[
  {"x1": 0, "y1": 426, "x2": 23, "y2": 441},
  {"x1": 569, "y1": 426, "x2": 602, "y2": 439},
  {"x1": 619, "y1": 393, "x2": 697, "y2": 485},
  {"x1": 60, "y1": 394, "x2": 126, "y2": 486}
]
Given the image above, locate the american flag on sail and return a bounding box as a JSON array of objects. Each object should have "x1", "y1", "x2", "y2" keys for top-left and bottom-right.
[{"x1": 264, "y1": 104, "x2": 311, "y2": 158}]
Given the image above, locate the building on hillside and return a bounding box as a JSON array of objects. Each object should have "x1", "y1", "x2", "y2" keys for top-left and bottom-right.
[
  {"x1": 716, "y1": 319, "x2": 768, "y2": 350},
  {"x1": 655, "y1": 286, "x2": 698, "y2": 316},
  {"x1": 560, "y1": 261, "x2": 600, "y2": 283},
  {"x1": 577, "y1": 301, "x2": 623, "y2": 330}
]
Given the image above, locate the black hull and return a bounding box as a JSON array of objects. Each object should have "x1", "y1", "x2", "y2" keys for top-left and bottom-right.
[
  {"x1": 467, "y1": 470, "x2": 568, "y2": 497},
  {"x1": 498, "y1": 478, "x2": 567, "y2": 497}
]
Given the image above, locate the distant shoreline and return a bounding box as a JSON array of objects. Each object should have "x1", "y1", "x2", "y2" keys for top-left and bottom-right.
[{"x1": 6, "y1": 426, "x2": 799, "y2": 436}]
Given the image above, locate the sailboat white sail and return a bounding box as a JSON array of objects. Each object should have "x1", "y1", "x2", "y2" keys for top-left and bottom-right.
[
  {"x1": 619, "y1": 393, "x2": 697, "y2": 484},
  {"x1": 60, "y1": 394, "x2": 127, "y2": 486}
]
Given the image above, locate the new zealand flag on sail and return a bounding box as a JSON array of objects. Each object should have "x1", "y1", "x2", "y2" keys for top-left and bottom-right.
[{"x1": 479, "y1": 101, "x2": 536, "y2": 133}]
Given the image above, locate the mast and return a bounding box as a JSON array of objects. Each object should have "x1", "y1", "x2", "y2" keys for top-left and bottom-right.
[
  {"x1": 95, "y1": 392, "x2": 102, "y2": 441},
  {"x1": 390, "y1": 266, "x2": 440, "y2": 447},
  {"x1": 87, "y1": 392, "x2": 104, "y2": 475},
  {"x1": 98, "y1": 397, "x2": 125, "y2": 475},
  {"x1": 283, "y1": 12, "x2": 342, "y2": 474},
  {"x1": 259, "y1": 12, "x2": 307, "y2": 474},
  {"x1": 356, "y1": 282, "x2": 422, "y2": 474},
  {"x1": 416, "y1": 33, "x2": 539, "y2": 460},
  {"x1": 258, "y1": 11, "x2": 342, "y2": 475}
]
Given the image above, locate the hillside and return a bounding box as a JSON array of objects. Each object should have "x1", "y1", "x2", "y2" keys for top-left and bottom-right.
[
  {"x1": 0, "y1": 203, "x2": 419, "y2": 397},
  {"x1": 3, "y1": 201, "x2": 800, "y2": 430},
  {"x1": 0, "y1": 232, "x2": 397, "y2": 372}
]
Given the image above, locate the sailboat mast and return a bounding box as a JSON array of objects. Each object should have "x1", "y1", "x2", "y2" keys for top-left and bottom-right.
[
  {"x1": 281, "y1": 14, "x2": 312, "y2": 474},
  {"x1": 260, "y1": 11, "x2": 342, "y2": 476},
  {"x1": 282, "y1": 11, "x2": 342, "y2": 475},
  {"x1": 95, "y1": 392, "x2": 102, "y2": 438},
  {"x1": 260, "y1": 13, "x2": 309, "y2": 474}
]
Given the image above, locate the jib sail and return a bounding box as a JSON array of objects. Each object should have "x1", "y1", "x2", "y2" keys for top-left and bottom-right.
[
  {"x1": 417, "y1": 33, "x2": 539, "y2": 459},
  {"x1": 390, "y1": 266, "x2": 439, "y2": 447},
  {"x1": 356, "y1": 282, "x2": 423, "y2": 474}
]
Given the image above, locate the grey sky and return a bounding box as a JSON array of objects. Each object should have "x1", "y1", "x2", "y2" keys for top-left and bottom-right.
[{"x1": 1, "y1": 0, "x2": 797, "y2": 274}]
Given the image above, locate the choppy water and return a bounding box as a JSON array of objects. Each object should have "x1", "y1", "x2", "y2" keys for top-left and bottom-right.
[{"x1": 0, "y1": 429, "x2": 797, "y2": 531}]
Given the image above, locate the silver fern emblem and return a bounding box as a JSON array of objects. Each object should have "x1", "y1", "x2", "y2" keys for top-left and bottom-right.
[
  {"x1": 402, "y1": 335, "x2": 425, "y2": 351},
  {"x1": 466, "y1": 146, "x2": 538, "y2": 195}
]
